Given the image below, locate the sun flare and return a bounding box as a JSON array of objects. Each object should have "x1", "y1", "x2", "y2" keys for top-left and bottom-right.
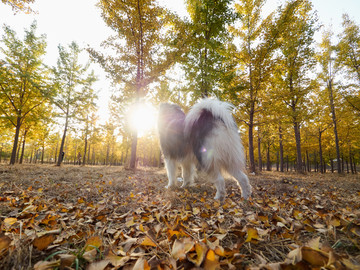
[{"x1": 128, "y1": 103, "x2": 158, "y2": 137}]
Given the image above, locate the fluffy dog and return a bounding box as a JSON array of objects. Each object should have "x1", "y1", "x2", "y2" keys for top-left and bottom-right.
[{"x1": 158, "y1": 98, "x2": 251, "y2": 201}]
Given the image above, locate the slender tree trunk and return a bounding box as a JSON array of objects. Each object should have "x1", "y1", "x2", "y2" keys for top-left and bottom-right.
[
  {"x1": 10, "y1": 117, "x2": 22, "y2": 165},
  {"x1": 130, "y1": 129, "x2": 138, "y2": 169},
  {"x1": 319, "y1": 129, "x2": 324, "y2": 174},
  {"x1": 257, "y1": 128, "x2": 262, "y2": 172},
  {"x1": 19, "y1": 129, "x2": 28, "y2": 164},
  {"x1": 293, "y1": 120, "x2": 302, "y2": 172},
  {"x1": 57, "y1": 114, "x2": 69, "y2": 166},
  {"x1": 83, "y1": 135, "x2": 88, "y2": 166},
  {"x1": 279, "y1": 126, "x2": 284, "y2": 172},
  {"x1": 41, "y1": 145, "x2": 45, "y2": 164},
  {"x1": 328, "y1": 79, "x2": 341, "y2": 173},
  {"x1": 266, "y1": 145, "x2": 271, "y2": 171}
]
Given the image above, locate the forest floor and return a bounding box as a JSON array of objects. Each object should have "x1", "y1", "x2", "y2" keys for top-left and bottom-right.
[{"x1": 0, "y1": 164, "x2": 359, "y2": 269}]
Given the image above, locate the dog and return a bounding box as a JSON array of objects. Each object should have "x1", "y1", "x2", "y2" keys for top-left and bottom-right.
[{"x1": 157, "y1": 98, "x2": 251, "y2": 201}]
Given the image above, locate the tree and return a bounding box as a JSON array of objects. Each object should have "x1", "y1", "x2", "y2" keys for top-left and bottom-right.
[
  {"x1": 227, "y1": 0, "x2": 300, "y2": 173},
  {"x1": 183, "y1": 0, "x2": 236, "y2": 99},
  {"x1": 275, "y1": 0, "x2": 317, "y2": 172},
  {"x1": 336, "y1": 14, "x2": 360, "y2": 113},
  {"x1": 0, "y1": 22, "x2": 50, "y2": 165},
  {"x1": 90, "y1": 0, "x2": 185, "y2": 169},
  {"x1": 52, "y1": 42, "x2": 97, "y2": 166},
  {"x1": 317, "y1": 29, "x2": 342, "y2": 173},
  {"x1": 1, "y1": 0, "x2": 35, "y2": 13}
]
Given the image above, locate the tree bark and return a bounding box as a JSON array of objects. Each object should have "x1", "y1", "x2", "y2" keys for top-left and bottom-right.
[
  {"x1": 257, "y1": 128, "x2": 262, "y2": 172},
  {"x1": 293, "y1": 120, "x2": 302, "y2": 172},
  {"x1": 328, "y1": 79, "x2": 341, "y2": 173},
  {"x1": 130, "y1": 129, "x2": 138, "y2": 169},
  {"x1": 57, "y1": 114, "x2": 69, "y2": 166},
  {"x1": 279, "y1": 126, "x2": 284, "y2": 172},
  {"x1": 10, "y1": 116, "x2": 22, "y2": 165},
  {"x1": 319, "y1": 129, "x2": 324, "y2": 173}
]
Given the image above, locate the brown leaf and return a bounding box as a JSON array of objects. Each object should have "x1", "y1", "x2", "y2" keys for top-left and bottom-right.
[
  {"x1": 133, "y1": 257, "x2": 150, "y2": 270},
  {"x1": 33, "y1": 234, "x2": 55, "y2": 251},
  {"x1": 0, "y1": 235, "x2": 11, "y2": 257},
  {"x1": 86, "y1": 260, "x2": 111, "y2": 270},
  {"x1": 171, "y1": 238, "x2": 194, "y2": 260},
  {"x1": 33, "y1": 260, "x2": 61, "y2": 270}
]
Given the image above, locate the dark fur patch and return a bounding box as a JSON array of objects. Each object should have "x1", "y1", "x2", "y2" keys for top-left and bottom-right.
[
  {"x1": 187, "y1": 109, "x2": 215, "y2": 167},
  {"x1": 158, "y1": 103, "x2": 188, "y2": 160}
]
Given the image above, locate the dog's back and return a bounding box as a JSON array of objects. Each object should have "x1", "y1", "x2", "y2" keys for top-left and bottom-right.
[
  {"x1": 184, "y1": 99, "x2": 246, "y2": 174},
  {"x1": 158, "y1": 103, "x2": 188, "y2": 160}
]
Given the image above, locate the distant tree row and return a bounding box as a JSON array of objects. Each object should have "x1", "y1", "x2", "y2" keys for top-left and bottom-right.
[
  {"x1": 0, "y1": 22, "x2": 97, "y2": 166},
  {"x1": 1, "y1": 0, "x2": 359, "y2": 174}
]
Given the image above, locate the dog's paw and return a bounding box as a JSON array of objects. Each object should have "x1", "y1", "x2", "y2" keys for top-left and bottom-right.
[
  {"x1": 181, "y1": 182, "x2": 195, "y2": 188},
  {"x1": 165, "y1": 184, "x2": 176, "y2": 189},
  {"x1": 214, "y1": 193, "x2": 225, "y2": 202}
]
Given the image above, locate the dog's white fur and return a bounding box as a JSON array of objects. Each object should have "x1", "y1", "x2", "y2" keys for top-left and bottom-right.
[{"x1": 158, "y1": 98, "x2": 251, "y2": 201}]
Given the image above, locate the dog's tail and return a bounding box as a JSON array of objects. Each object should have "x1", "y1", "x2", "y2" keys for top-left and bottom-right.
[{"x1": 184, "y1": 98, "x2": 245, "y2": 171}]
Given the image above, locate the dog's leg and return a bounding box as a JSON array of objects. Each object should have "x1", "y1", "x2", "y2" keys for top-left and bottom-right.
[
  {"x1": 213, "y1": 172, "x2": 226, "y2": 201},
  {"x1": 165, "y1": 158, "x2": 177, "y2": 188},
  {"x1": 181, "y1": 159, "x2": 195, "y2": 188},
  {"x1": 231, "y1": 170, "x2": 252, "y2": 199}
]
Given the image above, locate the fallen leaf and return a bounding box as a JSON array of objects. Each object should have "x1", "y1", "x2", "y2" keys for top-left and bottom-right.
[
  {"x1": 141, "y1": 236, "x2": 157, "y2": 247},
  {"x1": 33, "y1": 234, "x2": 55, "y2": 251}
]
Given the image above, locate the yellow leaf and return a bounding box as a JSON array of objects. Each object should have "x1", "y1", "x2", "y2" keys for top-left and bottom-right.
[
  {"x1": 204, "y1": 249, "x2": 220, "y2": 270},
  {"x1": 141, "y1": 236, "x2": 157, "y2": 247},
  {"x1": 33, "y1": 234, "x2": 55, "y2": 251},
  {"x1": 187, "y1": 242, "x2": 207, "y2": 266},
  {"x1": 4, "y1": 217, "x2": 17, "y2": 227},
  {"x1": 85, "y1": 236, "x2": 102, "y2": 252},
  {"x1": 245, "y1": 227, "x2": 259, "y2": 243}
]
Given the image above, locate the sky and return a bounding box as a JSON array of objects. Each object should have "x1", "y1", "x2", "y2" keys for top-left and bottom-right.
[{"x1": 0, "y1": 0, "x2": 359, "y2": 123}]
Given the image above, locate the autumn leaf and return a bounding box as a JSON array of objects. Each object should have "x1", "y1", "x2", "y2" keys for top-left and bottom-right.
[
  {"x1": 33, "y1": 260, "x2": 61, "y2": 270},
  {"x1": 187, "y1": 242, "x2": 208, "y2": 266},
  {"x1": 245, "y1": 227, "x2": 260, "y2": 243},
  {"x1": 85, "y1": 235, "x2": 102, "y2": 251},
  {"x1": 203, "y1": 249, "x2": 220, "y2": 270},
  {"x1": 141, "y1": 236, "x2": 157, "y2": 247},
  {"x1": 171, "y1": 238, "x2": 194, "y2": 260},
  {"x1": 0, "y1": 235, "x2": 11, "y2": 257},
  {"x1": 33, "y1": 234, "x2": 55, "y2": 251}
]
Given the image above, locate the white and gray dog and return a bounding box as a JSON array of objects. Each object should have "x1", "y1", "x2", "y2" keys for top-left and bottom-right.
[{"x1": 158, "y1": 98, "x2": 251, "y2": 201}]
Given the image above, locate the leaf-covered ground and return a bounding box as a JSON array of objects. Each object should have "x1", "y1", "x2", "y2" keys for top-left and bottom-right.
[{"x1": 0, "y1": 164, "x2": 359, "y2": 269}]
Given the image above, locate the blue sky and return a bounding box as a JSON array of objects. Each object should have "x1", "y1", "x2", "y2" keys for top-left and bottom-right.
[{"x1": 0, "y1": 0, "x2": 359, "y2": 122}]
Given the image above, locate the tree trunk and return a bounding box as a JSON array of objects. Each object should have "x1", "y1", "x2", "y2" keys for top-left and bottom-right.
[
  {"x1": 10, "y1": 117, "x2": 22, "y2": 165},
  {"x1": 130, "y1": 129, "x2": 138, "y2": 169},
  {"x1": 57, "y1": 114, "x2": 69, "y2": 166},
  {"x1": 279, "y1": 126, "x2": 284, "y2": 172},
  {"x1": 19, "y1": 129, "x2": 28, "y2": 164},
  {"x1": 328, "y1": 79, "x2": 341, "y2": 173},
  {"x1": 293, "y1": 120, "x2": 302, "y2": 172},
  {"x1": 257, "y1": 128, "x2": 262, "y2": 172},
  {"x1": 319, "y1": 129, "x2": 324, "y2": 174},
  {"x1": 266, "y1": 145, "x2": 271, "y2": 171},
  {"x1": 41, "y1": 145, "x2": 45, "y2": 164}
]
